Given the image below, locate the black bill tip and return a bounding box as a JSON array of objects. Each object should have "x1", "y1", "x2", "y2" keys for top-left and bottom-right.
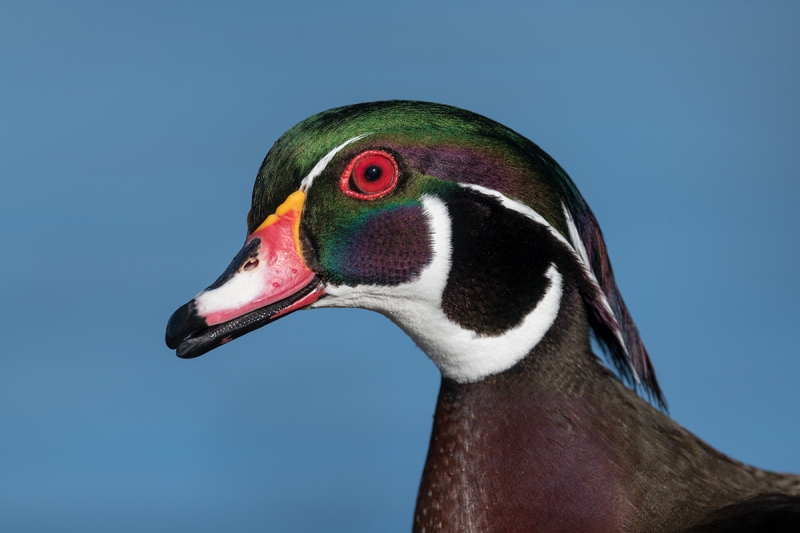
[
  {"x1": 164, "y1": 276, "x2": 323, "y2": 359},
  {"x1": 165, "y1": 301, "x2": 207, "y2": 350}
]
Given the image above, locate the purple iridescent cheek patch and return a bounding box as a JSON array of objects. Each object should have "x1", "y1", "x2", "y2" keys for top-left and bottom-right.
[{"x1": 338, "y1": 205, "x2": 433, "y2": 286}]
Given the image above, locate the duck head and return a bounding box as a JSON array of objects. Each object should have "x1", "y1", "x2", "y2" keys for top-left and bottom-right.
[{"x1": 165, "y1": 101, "x2": 663, "y2": 405}]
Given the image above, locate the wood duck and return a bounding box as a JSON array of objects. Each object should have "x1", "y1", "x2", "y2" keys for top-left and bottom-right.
[{"x1": 165, "y1": 101, "x2": 800, "y2": 532}]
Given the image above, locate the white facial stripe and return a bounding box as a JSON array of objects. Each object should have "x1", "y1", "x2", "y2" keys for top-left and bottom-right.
[
  {"x1": 561, "y1": 203, "x2": 637, "y2": 381},
  {"x1": 313, "y1": 195, "x2": 564, "y2": 383},
  {"x1": 299, "y1": 133, "x2": 372, "y2": 192},
  {"x1": 461, "y1": 183, "x2": 576, "y2": 256},
  {"x1": 561, "y1": 204, "x2": 617, "y2": 319},
  {"x1": 562, "y1": 204, "x2": 592, "y2": 270},
  {"x1": 461, "y1": 184, "x2": 637, "y2": 381}
]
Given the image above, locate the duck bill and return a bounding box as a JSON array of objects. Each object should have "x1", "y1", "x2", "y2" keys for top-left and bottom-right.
[{"x1": 165, "y1": 191, "x2": 324, "y2": 359}]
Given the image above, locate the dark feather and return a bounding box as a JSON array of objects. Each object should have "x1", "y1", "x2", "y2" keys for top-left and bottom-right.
[
  {"x1": 548, "y1": 159, "x2": 666, "y2": 409},
  {"x1": 682, "y1": 494, "x2": 800, "y2": 533}
]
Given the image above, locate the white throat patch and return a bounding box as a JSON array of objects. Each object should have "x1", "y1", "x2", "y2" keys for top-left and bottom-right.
[{"x1": 313, "y1": 195, "x2": 564, "y2": 383}]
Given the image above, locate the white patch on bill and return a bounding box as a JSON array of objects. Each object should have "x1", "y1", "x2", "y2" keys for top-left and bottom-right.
[{"x1": 195, "y1": 269, "x2": 267, "y2": 317}]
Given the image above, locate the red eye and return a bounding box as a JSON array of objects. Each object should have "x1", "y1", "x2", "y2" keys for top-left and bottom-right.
[{"x1": 340, "y1": 150, "x2": 399, "y2": 200}]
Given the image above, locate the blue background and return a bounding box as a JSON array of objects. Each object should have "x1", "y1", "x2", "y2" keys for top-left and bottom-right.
[{"x1": 2, "y1": 2, "x2": 798, "y2": 531}]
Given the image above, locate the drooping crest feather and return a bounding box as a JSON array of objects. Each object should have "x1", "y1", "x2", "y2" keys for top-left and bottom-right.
[{"x1": 552, "y1": 165, "x2": 666, "y2": 409}]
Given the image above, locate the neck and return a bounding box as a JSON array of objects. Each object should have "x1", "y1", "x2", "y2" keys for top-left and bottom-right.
[{"x1": 413, "y1": 283, "x2": 791, "y2": 533}]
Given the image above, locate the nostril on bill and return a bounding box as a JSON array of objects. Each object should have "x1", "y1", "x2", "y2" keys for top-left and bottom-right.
[{"x1": 242, "y1": 258, "x2": 259, "y2": 272}]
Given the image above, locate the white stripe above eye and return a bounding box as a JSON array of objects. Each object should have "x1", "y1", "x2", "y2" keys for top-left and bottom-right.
[
  {"x1": 299, "y1": 133, "x2": 372, "y2": 192},
  {"x1": 461, "y1": 184, "x2": 637, "y2": 382},
  {"x1": 314, "y1": 195, "x2": 564, "y2": 383}
]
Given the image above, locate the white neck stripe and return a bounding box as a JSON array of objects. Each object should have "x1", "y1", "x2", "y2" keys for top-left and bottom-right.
[
  {"x1": 460, "y1": 184, "x2": 637, "y2": 381},
  {"x1": 315, "y1": 194, "x2": 564, "y2": 383},
  {"x1": 299, "y1": 133, "x2": 371, "y2": 193}
]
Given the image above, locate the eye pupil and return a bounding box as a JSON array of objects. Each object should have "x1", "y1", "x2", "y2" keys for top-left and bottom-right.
[
  {"x1": 340, "y1": 150, "x2": 399, "y2": 200},
  {"x1": 364, "y1": 165, "x2": 382, "y2": 182}
]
